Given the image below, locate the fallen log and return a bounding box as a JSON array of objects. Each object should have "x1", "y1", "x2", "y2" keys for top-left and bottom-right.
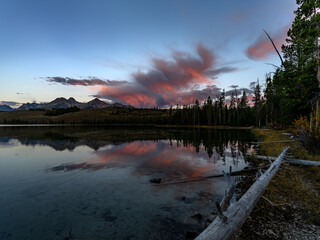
[
  {"x1": 285, "y1": 159, "x2": 320, "y2": 166},
  {"x1": 195, "y1": 147, "x2": 289, "y2": 240},
  {"x1": 256, "y1": 155, "x2": 320, "y2": 166},
  {"x1": 159, "y1": 167, "x2": 262, "y2": 185}
]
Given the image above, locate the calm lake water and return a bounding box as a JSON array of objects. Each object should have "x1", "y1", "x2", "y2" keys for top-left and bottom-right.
[{"x1": 0, "y1": 126, "x2": 257, "y2": 240}]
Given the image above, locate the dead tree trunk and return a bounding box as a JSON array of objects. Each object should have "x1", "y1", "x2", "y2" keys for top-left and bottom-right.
[
  {"x1": 286, "y1": 158, "x2": 320, "y2": 166},
  {"x1": 263, "y1": 30, "x2": 284, "y2": 67},
  {"x1": 160, "y1": 167, "x2": 263, "y2": 185},
  {"x1": 195, "y1": 147, "x2": 289, "y2": 240},
  {"x1": 256, "y1": 155, "x2": 320, "y2": 166}
]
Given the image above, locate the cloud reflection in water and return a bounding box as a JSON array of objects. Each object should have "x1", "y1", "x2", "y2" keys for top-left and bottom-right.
[{"x1": 49, "y1": 139, "x2": 252, "y2": 181}]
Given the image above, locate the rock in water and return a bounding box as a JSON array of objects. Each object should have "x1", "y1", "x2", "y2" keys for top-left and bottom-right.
[{"x1": 150, "y1": 178, "x2": 161, "y2": 183}]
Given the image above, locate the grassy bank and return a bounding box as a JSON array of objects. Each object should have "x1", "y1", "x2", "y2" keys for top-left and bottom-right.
[
  {"x1": 253, "y1": 129, "x2": 320, "y2": 218},
  {"x1": 0, "y1": 108, "x2": 170, "y2": 124},
  {"x1": 236, "y1": 129, "x2": 320, "y2": 239}
]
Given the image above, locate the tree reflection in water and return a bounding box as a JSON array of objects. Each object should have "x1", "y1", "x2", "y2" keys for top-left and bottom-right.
[{"x1": 0, "y1": 126, "x2": 256, "y2": 181}]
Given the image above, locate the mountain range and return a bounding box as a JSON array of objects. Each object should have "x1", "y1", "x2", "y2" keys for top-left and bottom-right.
[
  {"x1": 0, "y1": 105, "x2": 14, "y2": 112},
  {"x1": 0, "y1": 98, "x2": 131, "y2": 111}
]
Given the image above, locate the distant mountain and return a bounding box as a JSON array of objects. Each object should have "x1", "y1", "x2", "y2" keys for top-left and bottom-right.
[
  {"x1": 0, "y1": 105, "x2": 14, "y2": 111},
  {"x1": 18, "y1": 102, "x2": 45, "y2": 110},
  {"x1": 44, "y1": 97, "x2": 85, "y2": 109},
  {"x1": 85, "y1": 98, "x2": 110, "y2": 109},
  {"x1": 17, "y1": 103, "x2": 43, "y2": 110},
  {"x1": 17, "y1": 97, "x2": 130, "y2": 110}
]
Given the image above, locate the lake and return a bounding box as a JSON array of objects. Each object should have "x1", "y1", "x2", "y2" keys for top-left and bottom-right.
[{"x1": 0, "y1": 126, "x2": 257, "y2": 240}]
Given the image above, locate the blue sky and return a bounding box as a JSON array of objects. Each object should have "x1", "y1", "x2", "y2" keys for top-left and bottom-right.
[{"x1": 0, "y1": 0, "x2": 296, "y2": 107}]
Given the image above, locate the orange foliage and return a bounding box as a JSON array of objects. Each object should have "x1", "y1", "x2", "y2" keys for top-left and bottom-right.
[{"x1": 293, "y1": 114, "x2": 320, "y2": 139}]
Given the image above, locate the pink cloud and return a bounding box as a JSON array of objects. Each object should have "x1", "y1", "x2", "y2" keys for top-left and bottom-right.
[
  {"x1": 245, "y1": 25, "x2": 290, "y2": 60},
  {"x1": 47, "y1": 44, "x2": 239, "y2": 107},
  {"x1": 49, "y1": 140, "x2": 218, "y2": 180},
  {"x1": 97, "y1": 85, "x2": 157, "y2": 108},
  {"x1": 95, "y1": 44, "x2": 237, "y2": 107}
]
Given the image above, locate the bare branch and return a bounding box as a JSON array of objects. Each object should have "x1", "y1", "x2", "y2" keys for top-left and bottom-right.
[
  {"x1": 265, "y1": 63, "x2": 280, "y2": 68},
  {"x1": 263, "y1": 29, "x2": 284, "y2": 67}
]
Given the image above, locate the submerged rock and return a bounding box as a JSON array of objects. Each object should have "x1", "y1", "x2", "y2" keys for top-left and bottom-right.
[{"x1": 150, "y1": 178, "x2": 161, "y2": 183}]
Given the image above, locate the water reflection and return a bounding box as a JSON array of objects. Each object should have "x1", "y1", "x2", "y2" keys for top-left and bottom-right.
[
  {"x1": 0, "y1": 126, "x2": 254, "y2": 156},
  {"x1": 0, "y1": 126, "x2": 256, "y2": 240},
  {"x1": 48, "y1": 140, "x2": 247, "y2": 182},
  {"x1": 0, "y1": 127, "x2": 255, "y2": 181}
]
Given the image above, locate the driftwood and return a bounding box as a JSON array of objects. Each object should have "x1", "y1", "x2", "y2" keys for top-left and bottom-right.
[
  {"x1": 159, "y1": 167, "x2": 262, "y2": 185},
  {"x1": 195, "y1": 147, "x2": 289, "y2": 240},
  {"x1": 286, "y1": 159, "x2": 320, "y2": 166},
  {"x1": 256, "y1": 155, "x2": 320, "y2": 166}
]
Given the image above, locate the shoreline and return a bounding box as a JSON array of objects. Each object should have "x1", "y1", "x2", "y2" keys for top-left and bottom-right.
[
  {"x1": 155, "y1": 124, "x2": 254, "y2": 130},
  {"x1": 234, "y1": 129, "x2": 320, "y2": 239},
  {"x1": 0, "y1": 123, "x2": 254, "y2": 130}
]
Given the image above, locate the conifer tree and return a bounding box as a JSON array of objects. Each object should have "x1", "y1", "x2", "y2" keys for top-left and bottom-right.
[{"x1": 266, "y1": 0, "x2": 320, "y2": 125}]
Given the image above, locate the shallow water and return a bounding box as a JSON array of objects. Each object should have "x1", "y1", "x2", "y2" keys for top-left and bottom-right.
[{"x1": 0, "y1": 126, "x2": 257, "y2": 240}]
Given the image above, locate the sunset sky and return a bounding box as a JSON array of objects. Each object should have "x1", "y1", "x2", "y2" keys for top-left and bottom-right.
[{"x1": 0, "y1": 0, "x2": 296, "y2": 108}]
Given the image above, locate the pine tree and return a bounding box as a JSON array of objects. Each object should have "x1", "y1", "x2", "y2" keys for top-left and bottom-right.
[
  {"x1": 218, "y1": 90, "x2": 225, "y2": 125},
  {"x1": 229, "y1": 92, "x2": 236, "y2": 125},
  {"x1": 253, "y1": 82, "x2": 262, "y2": 127},
  {"x1": 205, "y1": 96, "x2": 213, "y2": 125},
  {"x1": 266, "y1": 0, "x2": 320, "y2": 125},
  {"x1": 193, "y1": 99, "x2": 200, "y2": 126},
  {"x1": 239, "y1": 91, "x2": 248, "y2": 110},
  {"x1": 237, "y1": 91, "x2": 248, "y2": 126}
]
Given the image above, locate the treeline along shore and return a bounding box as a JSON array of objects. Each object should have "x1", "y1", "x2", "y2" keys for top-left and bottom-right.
[{"x1": 0, "y1": 87, "x2": 283, "y2": 127}]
